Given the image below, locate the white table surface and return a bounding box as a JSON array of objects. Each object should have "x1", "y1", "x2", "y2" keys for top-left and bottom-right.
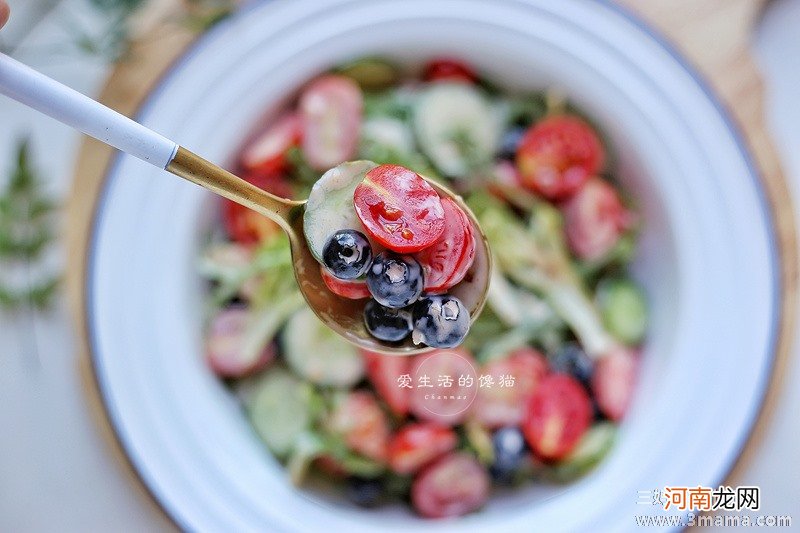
[{"x1": 0, "y1": 1, "x2": 797, "y2": 530}]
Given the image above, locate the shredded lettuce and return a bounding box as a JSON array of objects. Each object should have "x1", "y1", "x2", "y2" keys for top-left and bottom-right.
[
  {"x1": 467, "y1": 191, "x2": 617, "y2": 358},
  {"x1": 201, "y1": 234, "x2": 304, "y2": 360}
]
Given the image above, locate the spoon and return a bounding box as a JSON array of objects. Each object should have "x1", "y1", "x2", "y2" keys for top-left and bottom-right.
[{"x1": 0, "y1": 53, "x2": 491, "y2": 354}]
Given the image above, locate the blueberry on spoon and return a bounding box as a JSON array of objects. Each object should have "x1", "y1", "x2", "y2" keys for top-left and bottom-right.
[
  {"x1": 323, "y1": 229, "x2": 373, "y2": 280},
  {"x1": 364, "y1": 300, "x2": 413, "y2": 342},
  {"x1": 411, "y1": 294, "x2": 470, "y2": 349},
  {"x1": 366, "y1": 252, "x2": 424, "y2": 308}
]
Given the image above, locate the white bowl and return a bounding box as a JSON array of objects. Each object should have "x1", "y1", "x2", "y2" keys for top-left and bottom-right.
[{"x1": 86, "y1": 1, "x2": 779, "y2": 531}]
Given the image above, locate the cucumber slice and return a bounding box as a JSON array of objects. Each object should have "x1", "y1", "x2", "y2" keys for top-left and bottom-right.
[
  {"x1": 283, "y1": 306, "x2": 365, "y2": 386},
  {"x1": 360, "y1": 117, "x2": 415, "y2": 158},
  {"x1": 414, "y1": 82, "x2": 500, "y2": 177},
  {"x1": 303, "y1": 160, "x2": 378, "y2": 262},
  {"x1": 247, "y1": 369, "x2": 313, "y2": 457},
  {"x1": 596, "y1": 278, "x2": 648, "y2": 345},
  {"x1": 551, "y1": 422, "x2": 616, "y2": 482}
]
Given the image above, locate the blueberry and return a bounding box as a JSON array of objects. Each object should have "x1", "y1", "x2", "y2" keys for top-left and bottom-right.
[
  {"x1": 323, "y1": 230, "x2": 372, "y2": 280},
  {"x1": 366, "y1": 252, "x2": 423, "y2": 308},
  {"x1": 497, "y1": 126, "x2": 526, "y2": 160},
  {"x1": 489, "y1": 427, "x2": 528, "y2": 484},
  {"x1": 549, "y1": 343, "x2": 594, "y2": 387},
  {"x1": 364, "y1": 300, "x2": 413, "y2": 342},
  {"x1": 346, "y1": 476, "x2": 384, "y2": 508},
  {"x1": 411, "y1": 295, "x2": 470, "y2": 349}
]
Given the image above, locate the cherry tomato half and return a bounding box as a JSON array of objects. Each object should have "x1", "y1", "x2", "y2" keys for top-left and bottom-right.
[
  {"x1": 328, "y1": 391, "x2": 390, "y2": 462},
  {"x1": 561, "y1": 177, "x2": 630, "y2": 261},
  {"x1": 522, "y1": 374, "x2": 592, "y2": 461},
  {"x1": 320, "y1": 266, "x2": 371, "y2": 300},
  {"x1": 516, "y1": 115, "x2": 604, "y2": 200},
  {"x1": 206, "y1": 307, "x2": 275, "y2": 378},
  {"x1": 299, "y1": 75, "x2": 362, "y2": 171},
  {"x1": 408, "y1": 348, "x2": 478, "y2": 426},
  {"x1": 592, "y1": 346, "x2": 638, "y2": 421},
  {"x1": 472, "y1": 348, "x2": 548, "y2": 428},
  {"x1": 414, "y1": 197, "x2": 476, "y2": 293},
  {"x1": 354, "y1": 164, "x2": 446, "y2": 253},
  {"x1": 411, "y1": 452, "x2": 490, "y2": 518},
  {"x1": 388, "y1": 422, "x2": 458, "y2": 474},
  {"x1": 240, "y1": 113, "x2": 302, "y2": 178},
  {"x1": 361, "y1": 349, "x2": 412, "y2": 417},
  {"x1": 422, "y1": 58, "x2": 477, "y2": 83}
]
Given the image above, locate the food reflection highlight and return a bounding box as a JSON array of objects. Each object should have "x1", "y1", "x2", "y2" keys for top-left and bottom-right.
[{"x1": 200, "y1": 56, "x2": 647, "y2": 518}]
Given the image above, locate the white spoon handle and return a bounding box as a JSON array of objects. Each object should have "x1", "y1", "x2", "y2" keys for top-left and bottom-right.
[{"x1": 0, "y1": 52, "x2": 177, "y2": 168}]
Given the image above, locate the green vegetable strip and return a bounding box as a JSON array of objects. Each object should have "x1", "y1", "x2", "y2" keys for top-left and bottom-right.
[
  {"x1": 241, "y1": 291, "x2": 304, "y2": 363},
  {"x1": 470, "y1": 192, "x2": 617, "y2": 358}
]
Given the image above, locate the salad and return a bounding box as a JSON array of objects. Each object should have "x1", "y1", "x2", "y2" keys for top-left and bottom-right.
[{"x1": 200, "y1": 56, "x2": 647, "y2": 518}]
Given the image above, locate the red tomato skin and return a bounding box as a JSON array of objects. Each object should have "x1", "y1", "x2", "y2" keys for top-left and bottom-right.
[
  {"x1": 240, "y1": 113, "x2": 302, "y2": 178},
  {"x1": 561, "y1": 177, "x2": 630, "y2": 261},
  {"x1": 422, "y1": 58, "x2": 477, "y2": 83},
  {"x1": 516, "y1": 115, "x2": 604, "y2": 200},
  {"x1": 592, "y1": 347, "x2": 638, "y2": 421},
  {"x1": 472, "y1": 348, "x2": 548, "y2": 428},
  {"x1": 522, "y1": 374, "x2": 593, "y2": 461},
  {"x1": 354, "y1": 164, "x2": 446, "y2": 253},
  {"x1": 361, "y1": 349, "x2": 412, "y2": 416},
  {"x1": 415, "y1": 197, "x2": 476, "y2": 293},
  {"x1": 388, "y1": 422, "x2": 458, "y2": 474},
  {"x1": 411, "y1": 452, "x2": 490, "y2": 518},
  {"x1": 320, "y1": 267, "x2": 371, "y2": 299},
  {"x1": 299, "y1": 75, "x2": 362, "y2": 171},
  {"x1": 328, "y1": 391, "x2": 390, "y2": 462}
]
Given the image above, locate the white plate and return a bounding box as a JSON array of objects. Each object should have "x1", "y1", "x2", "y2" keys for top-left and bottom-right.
[{"x1": 86, "y1": 1, "x2": 779, "y2": 531}]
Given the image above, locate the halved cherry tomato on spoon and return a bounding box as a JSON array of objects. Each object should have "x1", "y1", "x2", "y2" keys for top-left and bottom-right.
[
  {"x1": 522, "y1": 374, "x2": 592, "y2": 461},
  {"x1": 354, "y1": 164, "x2": 445, "y2": 253},
  {"x1": 361, "y1": 349, "x2": 412, "y2": 416},
  {"x1": 223, "y1": 173, "x2": 292, "y2": 245},
  {"x1": 422, "y1": 58, "x2": 477, "y2": 83},
  {"x1": 561, "y1": 176, "x2": 631, "y2": 261},
  {"x1": 320, "y1": 266, "x2": 372, "y2": 300},
  {"x1": 516, "y1": 115, "x2": 604, "y2": 200},
  {"x1": 388, "y1": 422, "x2": 458, "y2": 474},
  {"x1": 414, "y1": 197, "x2": 476, "y2": 293},
  {"x1": 299, "y1": 75, "x2": 362, "y2": 171},
  {"x1": 240, "y1": 113, "x2": 302, "y2": 178}
]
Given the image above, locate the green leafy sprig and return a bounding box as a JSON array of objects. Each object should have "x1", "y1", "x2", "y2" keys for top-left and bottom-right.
[{"x1": 0, "y1": 140, "x2": 60, "y2": 311}]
